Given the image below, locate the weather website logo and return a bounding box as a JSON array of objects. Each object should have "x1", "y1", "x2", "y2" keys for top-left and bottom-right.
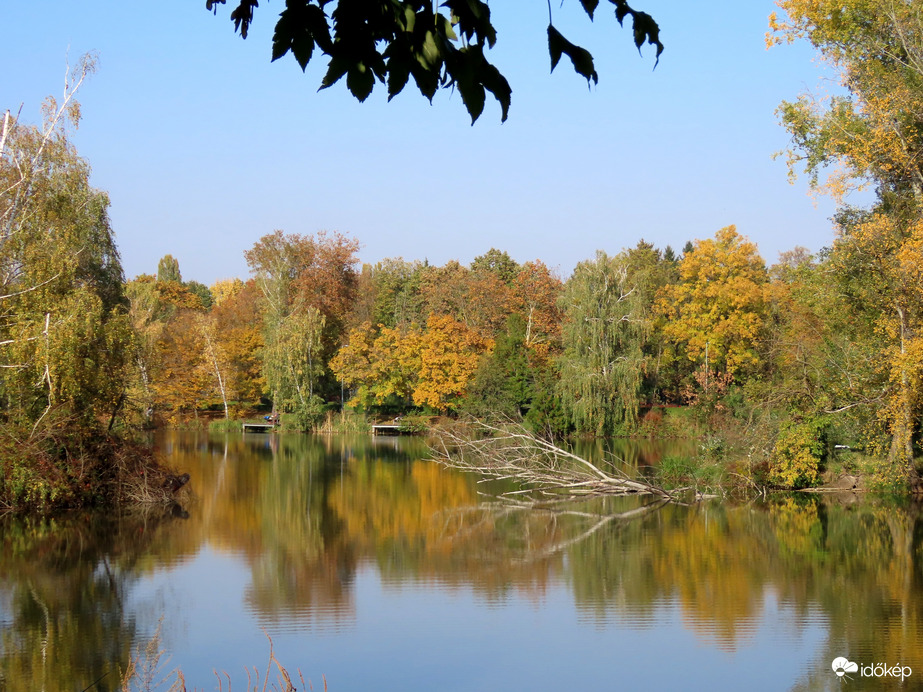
[
  {"x1": 832, "y1": 657, "x2": 858, "y2": 680},
  {"x1": 832, "y1": 656, "x2": 912, "y2": 682}
]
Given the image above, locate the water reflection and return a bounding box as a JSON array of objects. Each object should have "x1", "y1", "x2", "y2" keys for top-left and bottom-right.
[
  {"x1": 0, "y1": 432, "x2": 922, "y2": 690},
  {"x1": 0, "y1": 508, "x2": 191, "y2": 691}
]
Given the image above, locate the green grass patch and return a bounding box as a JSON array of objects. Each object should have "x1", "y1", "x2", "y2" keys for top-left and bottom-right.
[
  {"x1": 208, "y1": 418, "x2": 243, "y2": 432},
  {"x1": 316, "y1": 409, "x2": 370, "y2": 434},
  {"x1": 656, "y1": 453, "x2": 724, "y2": 492}
]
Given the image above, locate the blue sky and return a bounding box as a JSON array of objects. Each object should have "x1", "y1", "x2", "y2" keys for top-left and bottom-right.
[{"x1": 3, "y1": 1, "x2": 844, "y2": 285}]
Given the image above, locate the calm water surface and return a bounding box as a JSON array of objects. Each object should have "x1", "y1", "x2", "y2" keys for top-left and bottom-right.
[{"x1": 1, "y1": 432, "x2": 922, "y2": 691}]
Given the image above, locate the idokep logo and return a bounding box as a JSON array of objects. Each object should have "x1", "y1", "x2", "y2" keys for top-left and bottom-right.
[
  {"x1": 831, "y1": 656, "x2": 912, "y2": 682},
  {"x1": 831, "y1": 657, "x2": 858, "y2": 679}
]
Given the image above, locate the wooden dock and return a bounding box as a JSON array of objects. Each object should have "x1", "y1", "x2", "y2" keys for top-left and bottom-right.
[
  {"x1": 242, "y1": 423, "x2": 275, "y2": 433},
  {"x1": 371, "y1": 424, "x2": 403, "y2": 435}
]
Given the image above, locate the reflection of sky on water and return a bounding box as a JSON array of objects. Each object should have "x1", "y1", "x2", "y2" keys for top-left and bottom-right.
[
  {"x1": 2, "y1": 433, "x2": 918, "y2": 692},
  {"x1": 0, "y1": 591, "x2": 13, "y2": 633},
  {"x1": 124, "y1": 547, "x2": 827, "y2": 692}
]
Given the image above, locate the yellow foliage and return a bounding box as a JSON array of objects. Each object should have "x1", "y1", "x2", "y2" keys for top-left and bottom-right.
[
  {"x1": 210, "y1": 278, "x2": 245, "y2": 306},
  {"x1": 413, "y1": 314, "x2": 492, "y2": 412},
  {"x1": 330, "y1": 321, "x2": 422, "y2": 407},
  {"x1": 332, "y1": 314, "x2": 490, "y2": 412},
  {"x1": 770, "y1": 0, "x2": 923, "y2": 201},
  {"x1": 657, "y1": 226, "x2": 769, "y2": 375}
]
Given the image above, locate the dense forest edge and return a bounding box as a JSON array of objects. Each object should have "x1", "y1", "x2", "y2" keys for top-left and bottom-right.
[{"x1": 6, "y1": 1, "x2": 923, "y2": 512}]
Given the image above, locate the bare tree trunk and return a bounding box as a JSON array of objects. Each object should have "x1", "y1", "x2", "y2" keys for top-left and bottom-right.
[
  {"x1": 200, "y1": 319, "x2": 230, "y2": 420},
  {"x1": 0, "y1": 111, "x2": 10, "y2": 159},
  {"x1": 430, "y1": 418, "x2": 686, "y2": 502}
]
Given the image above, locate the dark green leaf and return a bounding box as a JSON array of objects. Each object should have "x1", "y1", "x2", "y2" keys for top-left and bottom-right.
[
  {"x1": 632, "y1": 12, "x2": 663, "y2": 64},
  {"x1": 305, "y1": 4, "x2": 333, "y2": 54},
  {"x1": 547, "y1": 25, "x2": 597, "y2": 86},
  {"x1": 613, "y1": 0, "x2": 630, "y2": 25},
  {"x1": 457, "y1": 76, "x2": 485, "y2": 124},
  {"x1": 437, "y1": 13, "x2": 458, "y2": 41},
  {"x1": 271, "y1": 1, "x2": 317, "y2": 69},
  {"x1": 409, "y1": 61, "x2": 439, "y2": 101},
  {"x1": 578, "y1": 0, "x2": 599, "y2": 20},
  {"x1": 291, "y1": 33, "x2": 315, "y2": 70},
  {"x1": 421, "y1": 30, "x2": 440, "y2": 67},
  {"x1": 443, "y1": 0, "x2": 496, "y2": 47},
  {"x1": 387, "y1": 58, "x2": 411, "y2": 100},
  {"x1": 479, "y1": 61, "x2": 512, "y2": 122},
  {"x1": 212, "y1": 0, "x2": 663, "y2": 122},
  {"x1": 548, "y1": 25, "x2": 565, "y2": 72},
  {"x1": 347, "y1": 63, "x2": 375, "y2": 102},
  {"x1": 271, "y1": 12, "x2": 294, "y2": 61},
  {"x1": 401, "y1": 5, "x2": 416, "y2": 33},
  {"x1": 320, "y1": 56, "x2": 349, "y2": 90},
  {"x1": 229, "y1": 0, "x2": 259, "y2": 38}
]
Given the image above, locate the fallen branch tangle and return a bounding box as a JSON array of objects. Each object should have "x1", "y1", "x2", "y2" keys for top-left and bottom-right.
[{"x1": 429, "y1": 419, "x2": 678, "y2": 502}]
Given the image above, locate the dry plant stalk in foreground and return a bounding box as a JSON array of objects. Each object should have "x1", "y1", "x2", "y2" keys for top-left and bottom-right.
[{"x1": 116, "y1": 627, "x2": 320, "y2": 692}]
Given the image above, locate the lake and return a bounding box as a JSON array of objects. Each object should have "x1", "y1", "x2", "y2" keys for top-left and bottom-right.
[{"x1": 1, "y1": 431, "x2": 921, "y2": 691}]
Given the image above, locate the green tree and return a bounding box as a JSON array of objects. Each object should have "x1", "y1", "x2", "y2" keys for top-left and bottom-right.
[
  {"x1": 464, "y1": 313, "x2": 532, "y2": 419},
  {"x1": 245, "y1": 229, "x2": 360, "y2": 410},
  {"x1": 368, "y1": 257, "x2": 426, "y2": 328},
  {"x1": 771, "y1": 0, "x2": 923, "y2": 485},
  {"x1": 621, "y1": 240, "x2": 679, "y2": 402},
  {"x1": 0, "y1": 57, "x2": 174, "y2": 511},
  {"x1": 156, "y1": 254, "x2": 182, "y2": 283},
  {"x1": 557, "y1": 250, "x2": 649, "y2": 434},
  {"x1": 470, "y1": 248, "x2": 520, "y2": 285},
  {"x1": 0, "y1": 55, "x2": 132, "y2": 428},
  {"x1": 207, "y1": 0, "x2": 663, "y2": 122},
  {"x1": 186, "y1": 280, "x2": 214, "y2": 309},
  {"x1": 263, "y1": 307, "x2": 327, "y2": 428}
]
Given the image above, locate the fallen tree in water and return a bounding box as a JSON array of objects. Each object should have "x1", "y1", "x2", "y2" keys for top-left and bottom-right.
[{"x1": 428, "y1": 419, "x2": 687, "y2": 503}]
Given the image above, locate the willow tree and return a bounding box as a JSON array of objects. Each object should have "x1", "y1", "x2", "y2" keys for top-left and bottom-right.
[
  {"x1": 557, "y1": 250, "x2": 650, "y2": 435},
  {"x1": 771, "y1": 0, "x2": 923, "y2": 485},
  {"x1": 263, "y1": 307, "x2": 326, "y2": 428}
]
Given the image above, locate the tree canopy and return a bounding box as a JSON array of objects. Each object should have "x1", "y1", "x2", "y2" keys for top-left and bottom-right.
[
  {"x1": 772, "y1": 0, "x2": 923, "y2": 485},
  {"x1": 205, "y1": 0, "x2": 663, "y2": 122}
]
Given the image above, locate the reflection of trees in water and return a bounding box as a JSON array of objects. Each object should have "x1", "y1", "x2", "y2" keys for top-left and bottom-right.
[
  {"x1": 0, "y1": 508, "x2": 192, "y2": 692},
  {"x1": 6, "y1": 431, "x2": 922, "y2": 691},
  {"x1": 562, "y1": 494, "x2": 923, "y2": 689},
  {"x1": 172, "y1": 431, "x2": 923, "y2": 678},
  {"x1": 245, "y1": 434, "x2": 357, "y2": 630},
  {"x1": 785, "y1": 499, "x2": 923, "y2": 691},
  {"x1": 570, "y1": 437, "x2": 698, "y2": 472}
]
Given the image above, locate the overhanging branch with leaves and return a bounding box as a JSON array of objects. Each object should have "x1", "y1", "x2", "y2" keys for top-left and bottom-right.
[{"x1": 206, "y1": 0, "x2": 662, "y2": 122}]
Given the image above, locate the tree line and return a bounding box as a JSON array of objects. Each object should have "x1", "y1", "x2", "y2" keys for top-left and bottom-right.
[
  {"x1": 128, "y1": 218, "x2": 917, "y2": 491},
  {"x1": 4, "y1": 0, "x2": 923, "y2": 509}
]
